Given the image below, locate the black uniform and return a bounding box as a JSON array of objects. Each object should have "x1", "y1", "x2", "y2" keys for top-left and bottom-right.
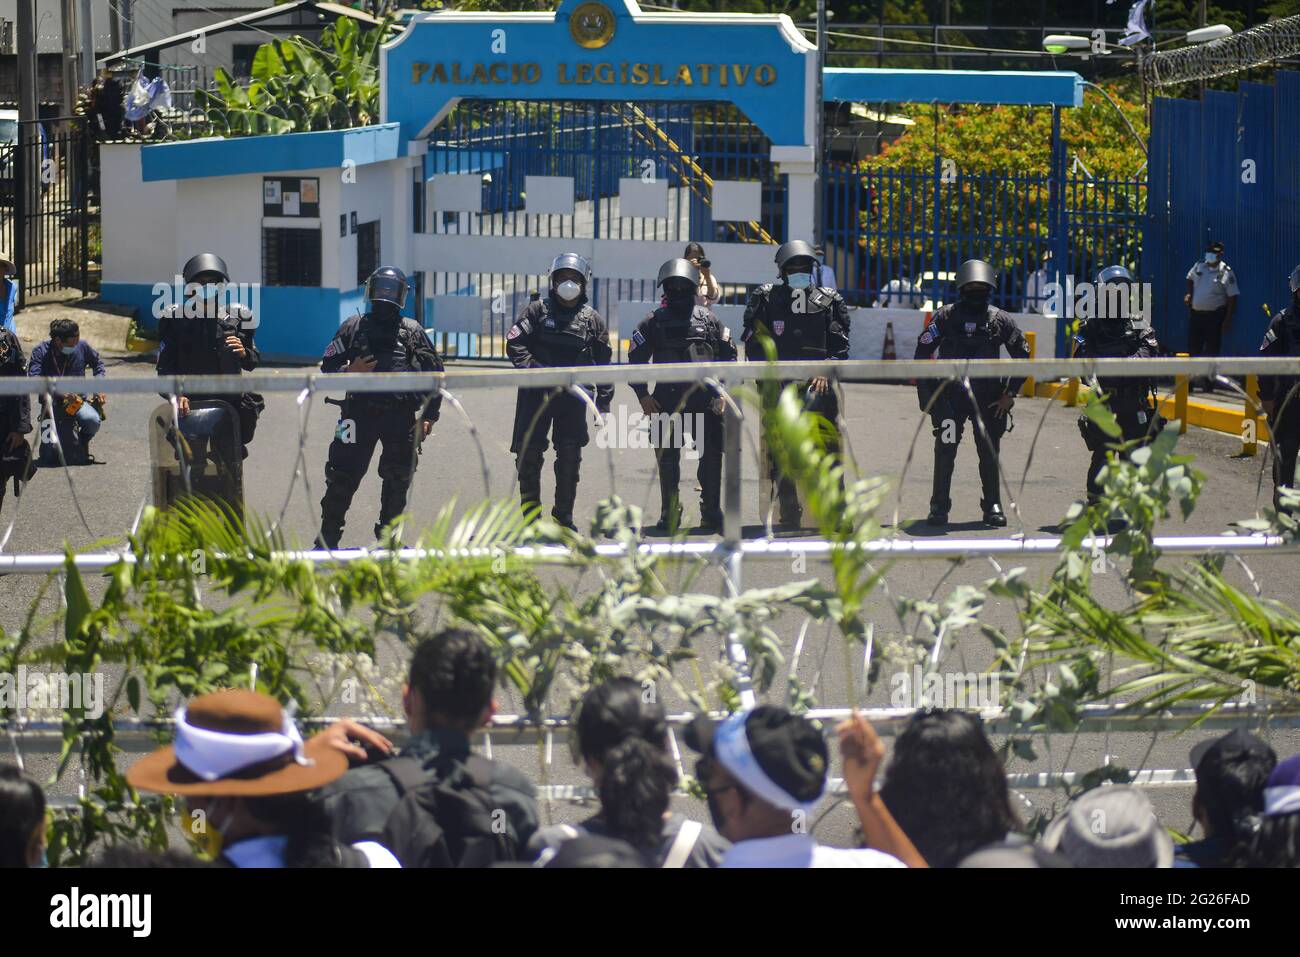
[
  {"x1": 628, "y1": 302, "x2": 736, "y2": 527},
  {"x1": 742, "y1": 282, "x2": 851, "y2": 526},
  {"x1": 1074, "y1": 320, "x2": 1162, "y2": 502},
  {"x1": 1259, "y1": 306, "x2": 1300, "y2": 511},
  {"x1": 318, "y1": 312, "x2": 443, "y2": 545},
  {"x1": 914, "y1": 302, "x2": 1030, "y2": 517},
  {"x1": 0, "y1": 329, "x2": 33, "y2": 511},
  {"x1": 156, "y1": 304, "x2": 263, "y2": 456},
  {"x1": 506, "y1": 296, "x2": 613, "y2": 527}
]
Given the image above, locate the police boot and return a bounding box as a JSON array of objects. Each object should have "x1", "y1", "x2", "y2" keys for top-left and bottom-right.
[
  {"x1": 652, "y1": 459, "x2": 683, "y2": 534},
  {"x1": 978, "y1": 454, "x2": 1006, "y2": 526},
  {"x1": 318, "y1": 471, "x2": 358, "y2": 549},
  {"x1": 517, "y1": 447, "x2": 545, "y2": 522},
  {"x1": 375, "y1": 479, "x2": 411, "y2": 544},
  {"x1": 929, "y1": 444, "x2": 956, "y2": 526},
  {"x1": 552, "y1": 444, "x2": 582, "y2": 532}
]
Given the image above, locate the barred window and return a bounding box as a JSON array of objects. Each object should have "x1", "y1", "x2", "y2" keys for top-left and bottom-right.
[
  {"x1": 262, "y1": 227, "x2": 322, "y2": 287},
  {"x1": 356, "y1": 220, "x2": 380, "y2": 288}
]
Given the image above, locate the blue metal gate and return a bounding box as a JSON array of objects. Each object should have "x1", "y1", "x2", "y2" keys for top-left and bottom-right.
[
  {"x1": 1147, "y1": 70, "x2": 1300, "y2": 356},
  {"x1": 822, "y1": 161, "x2": 1146, "y2": 343}
]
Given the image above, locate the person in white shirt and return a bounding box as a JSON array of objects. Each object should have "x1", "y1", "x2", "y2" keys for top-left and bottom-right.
[
  {"x1": 875, "y1": 275, "x2": 923, "y2": 309},
  {"x1": 686, "y1": 705, "x2": 925, "y2": 868},
  {"x1": 684, "y1": 242, "x2": 722, "y2": 307},
  {"x1": 1024, "y1": 251, "x2": 1053, "y2": 315},
  {"x1": 1184, "y1": 240, "x2": 1239, "y2": 390}
]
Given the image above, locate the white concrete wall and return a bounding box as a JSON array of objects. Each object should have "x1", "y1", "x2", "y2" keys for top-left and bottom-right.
[
  {"x1": 173, "y1": 172, "x2": 265, "y2": 288},
  {"x1": 850, "y1": 307, "x2": 1058, "y2": 360},
  {"x1": 99, "y1": 144, "x2": 177, "y2": 285},
  {"x1": 335, "y1": 159, "x2": 412, "y2": 292}
]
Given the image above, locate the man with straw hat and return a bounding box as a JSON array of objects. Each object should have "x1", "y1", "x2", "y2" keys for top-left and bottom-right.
[{"x1": 128, "y1": 689, "x2": 400, "y2": 868}]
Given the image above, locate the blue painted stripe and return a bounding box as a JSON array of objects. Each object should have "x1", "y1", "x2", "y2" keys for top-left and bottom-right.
[
  {"x1": 141, "y1": 124, "x2": 404, "y2": 182},
  {"x1": 823, "y1": 68, "x2": 1084, "y2": 107}
]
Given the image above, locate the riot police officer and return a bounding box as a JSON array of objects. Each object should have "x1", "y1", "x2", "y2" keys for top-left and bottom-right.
[
  {"x1": 156, "y1": 253, "x2": 263, "y2": 459},
  {"x1": 915, "y1": 259, "x2": 1030, "y2": 528},
  {"x1": 628, "y1": 258, "x2": 737, "y2": 533},
  {"x1": 317, "y1": 266, "x2": 443, "y2": 549},
  {"x1": 0, "y1": 322, "x2": 33, "y2": 515},
  {"x1": 507, "y1": 253, "x2": 613, "y2": 531},
  {"x1": 741, "y1": 239, "x2": 851, "y2": 529},
  {"x1": 1259, "y1": 265, "x2": 1300, "y2": 514},
  {"x1": 1074, "y1": 265, "x2": 1162, "y2": 504}
]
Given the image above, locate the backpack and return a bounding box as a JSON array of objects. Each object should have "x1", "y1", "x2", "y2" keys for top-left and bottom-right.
[{"x1": 378, "y1": 753, "x2": 517, "y2": 868}]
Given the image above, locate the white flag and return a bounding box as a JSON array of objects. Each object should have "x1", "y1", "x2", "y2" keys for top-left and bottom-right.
[{"x1": 1119, "y1": 0, "x2": 1152, "y2": 47}]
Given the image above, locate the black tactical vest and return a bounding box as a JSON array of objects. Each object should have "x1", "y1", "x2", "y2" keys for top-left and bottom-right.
[
  {"x1": 354, "y1": 314, "x2": 415, "y2": 374},
  {"x1": 939, "y1": 308, "x2": 1000, "y2": 360},
  {"x1": 651, "y1": 305, "x2": 715, "y2": 364},
  {"x1": 767, "y1": 285, "x2": 831, "y2": 359},
  {"x1": 534, "y1": 300, "x2": 595, "y2": 366}
]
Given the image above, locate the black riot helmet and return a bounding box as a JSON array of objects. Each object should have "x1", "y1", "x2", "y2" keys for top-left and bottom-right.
[
  {"x1": 955, "y1": 259, "x2": 996, "y2": 293},
  {"x1": 657, "y1": 257, "x2": 700, "y2": 306},
  {"x1": 550, "y1": 252, "x2": 591, "y2": 306},
  {"x1": 775, "y1": 240, "x2": 819, "y2": 277},
  {"x1": 182, "y1": 253, "x2": 230, "y2": 286},
  {"x1": 955, "y1": 259, "x2": 996, "y2": 310},
  {"x1": 1095, "y1": 264, "x2": 1135, "y2": 327},
  {"x1": 366, "y1": 266, "x2": 409, "y2": 310}
]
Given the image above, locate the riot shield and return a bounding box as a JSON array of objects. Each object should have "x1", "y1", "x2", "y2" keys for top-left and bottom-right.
[{"x1": 149, "y1": 400, "x2": 244, "y2": 516}]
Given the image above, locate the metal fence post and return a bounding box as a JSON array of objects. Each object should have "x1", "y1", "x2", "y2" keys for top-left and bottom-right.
[
  {"x1": 722, "y1": 388, "x2": 755, "y2": 710},
  {"x1": 79, "y1": 119, "x2": 90, "y2": 296}
]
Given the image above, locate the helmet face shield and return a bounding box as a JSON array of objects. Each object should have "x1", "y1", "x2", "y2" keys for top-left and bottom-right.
[{"x1": 366, "y1": 267, "x2": 409, "y2": 309}]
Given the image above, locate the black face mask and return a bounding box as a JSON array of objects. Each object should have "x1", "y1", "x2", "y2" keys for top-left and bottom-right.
[
  {"x1": 371, "y1": 301, "x2": 401, "y2": 324},
  {"x1": 664, "y1": 282, "x2": 694, "y2": 309},
  {"x1": 959, "y1": 286, "x2": 991, "y2": 311}
]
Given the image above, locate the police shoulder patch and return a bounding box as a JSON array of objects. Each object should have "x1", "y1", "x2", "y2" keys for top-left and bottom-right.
[
  {"x1": 631, "y1": 329, "x2": 647, "y2": 348},
  {"x1": 1261, "y1": 328, "x2": 1277, "y2": 350},
  {"x1": 721, "y1": 326, "x2": 732, "y2": 342},
  {"x1": 919, "y1": 326, "x2": 937, "y2": 345}
]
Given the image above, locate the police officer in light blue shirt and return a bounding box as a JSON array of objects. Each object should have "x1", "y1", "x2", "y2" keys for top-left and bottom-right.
[{"x1": 1184, "y1": 240, "x2": 1239, "y2": 390}]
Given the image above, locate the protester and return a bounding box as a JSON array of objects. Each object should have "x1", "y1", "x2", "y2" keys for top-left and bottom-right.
[
  {"x1": 317, "y1": 627, "x2": 538, "y2": 866},
  {"x1": 1176, "y1": 730, "x2": 1277, "y2": 868},
  {"x1": 684, "y1": 242, "x2": 721, "y2": 306},
  {"x1": 126, "y1": 689, "x2": 400, "y2": 868},
  {"x1": 1040, "y1": 784, "x2": 1174, "y2": 868},
  {"x1": 0, "y1": 763, "x2": 46, "y2": 868},
  {"x1": 686, "y1": 705, "x2": 907, "y2": 867},
  {"x1": 539, "y1": 834, "x2": 647, "y2": 868},
  {"x1": 1229, "y1": 753, "x2": 1300, "y2": 868},
  {"x1": 529, "y1": 677, "x2": 729, "y2": 867},
  {"x1": 879, "y1": 709, "x2": 1022, "y2": 867}
]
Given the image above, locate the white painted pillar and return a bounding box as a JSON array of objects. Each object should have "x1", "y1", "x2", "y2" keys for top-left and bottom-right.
[{"x1": 771, "y1": 145, "x2": 817, "y2": 243}]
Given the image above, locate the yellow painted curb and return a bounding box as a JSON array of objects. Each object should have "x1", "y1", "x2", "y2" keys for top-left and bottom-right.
[{"x1": 1030, "y1": 380, "x2": 1271, "y2": 443}]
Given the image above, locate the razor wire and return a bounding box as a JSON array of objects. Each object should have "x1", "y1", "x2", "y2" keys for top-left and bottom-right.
[
  {"x1": 1142, "y1": 14, "x2": 1300, "y2": 86},
  {"x1": 2, "y1": 354, "x2": 1299, "y2": 817}
]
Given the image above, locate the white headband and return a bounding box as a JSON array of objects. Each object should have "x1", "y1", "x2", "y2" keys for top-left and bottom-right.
[
  {"x1": 714, "y1": 712, "x2": 822, "y2": 814},
  {"x1": 1263, "y1": 785, "x2": 1300, "y2": 818},
  {"x1": 173, "y1": 705, "x2": 309, "y2": 782}
]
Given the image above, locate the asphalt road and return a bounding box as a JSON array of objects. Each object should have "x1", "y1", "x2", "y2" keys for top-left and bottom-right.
[{"x1": 3, "y1": 351, "x2": 1297, "y2": 850}]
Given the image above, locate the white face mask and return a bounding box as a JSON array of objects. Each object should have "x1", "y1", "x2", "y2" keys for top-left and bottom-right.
[
  {"x1": 555, "y1": 280, "x2": 582, "y2": 304},
  {"x1": 787, "y1": 272, "x2": 812, "y2": 290},
  {"x1": 1204, "y1": 252, "x2": 1218, "y2": 264}
]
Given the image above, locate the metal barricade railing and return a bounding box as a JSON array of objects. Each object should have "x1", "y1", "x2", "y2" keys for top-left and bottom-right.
[{"x1": 1, "y1": 355, "x2": 1298, "y2": 811}]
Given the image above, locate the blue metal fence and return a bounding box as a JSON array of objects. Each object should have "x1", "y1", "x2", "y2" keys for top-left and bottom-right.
[
  {"x1": 822, "y1": 160, "x2": 1146, "y2": 349},
  {"x1": 1147, "y1": 70, "x2": 1300, "y2": 356}
]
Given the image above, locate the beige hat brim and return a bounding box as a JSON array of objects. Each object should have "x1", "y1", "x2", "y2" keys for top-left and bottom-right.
[{"x1": 126, "y1": 735, "x2": 348, "y2": 797}]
